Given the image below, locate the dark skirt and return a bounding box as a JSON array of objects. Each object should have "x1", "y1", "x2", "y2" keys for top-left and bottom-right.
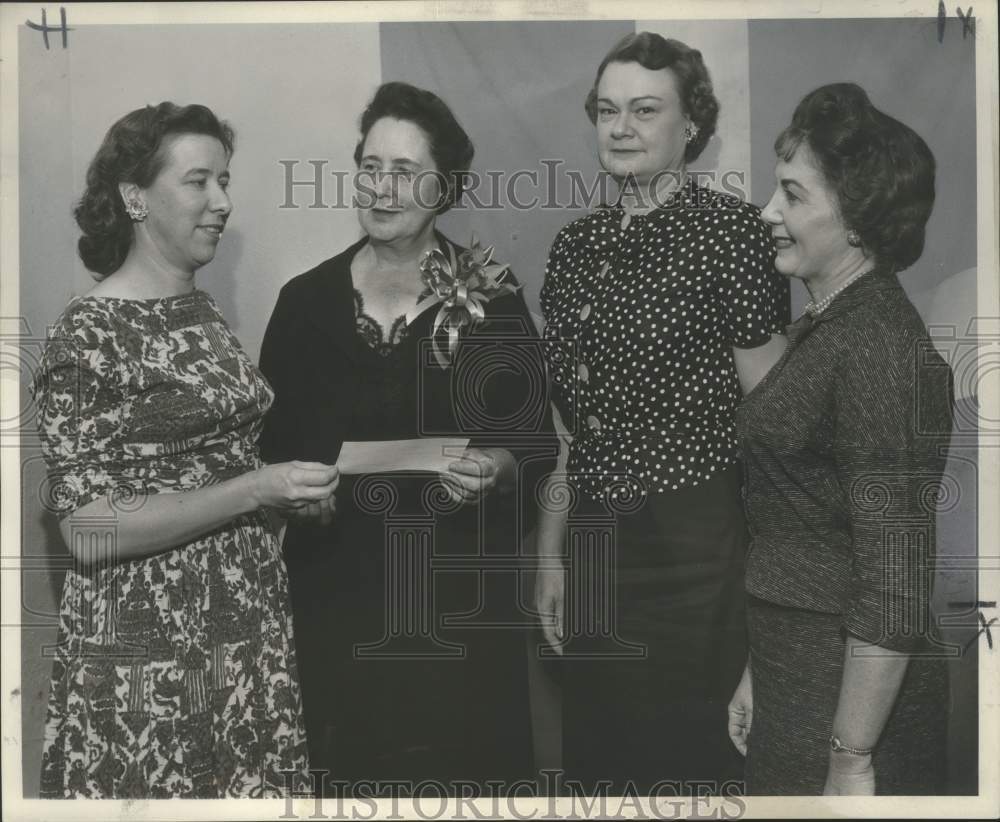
[
  {"x1": 284, "y1": 475, "x2": 535, "y2": 794},
  {"x1": 560, "y1": 465, "x2": 748, "y2": 794},
  {"x1": 745, "y1": 595, "x2": 948, "y2": 795}
]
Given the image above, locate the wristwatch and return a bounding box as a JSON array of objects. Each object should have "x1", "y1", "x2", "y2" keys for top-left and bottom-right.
[{"x1": 829, "y1": 735, "x2": 873, "y2": 756}]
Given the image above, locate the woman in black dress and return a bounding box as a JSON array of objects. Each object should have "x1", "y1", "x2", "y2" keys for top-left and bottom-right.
[
  {"x1": 729, "y1": 83, "x2": 953, "y2": 795},
  {"x1": 259, "y1": 82, "x2": 557, "y2": 792},
  {"x1": 534, "y1": 32, "x2": 788, "y2": 793}
]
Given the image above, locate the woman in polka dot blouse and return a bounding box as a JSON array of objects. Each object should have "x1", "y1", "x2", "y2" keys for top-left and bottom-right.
[{"x1": 534, "y1": 32, "x2": 789, "y2": 793}]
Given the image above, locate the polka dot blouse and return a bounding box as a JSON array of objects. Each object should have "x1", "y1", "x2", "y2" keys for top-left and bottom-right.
[{"x1": 541, "y1": 179, "x2": 789, "y2": 500}]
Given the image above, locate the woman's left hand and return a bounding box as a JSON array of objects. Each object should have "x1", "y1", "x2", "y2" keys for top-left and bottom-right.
[
  {"x1": 441, "y1": 448, "x2": 515, "y2": 504},
  {"x1": 727, "y1": 663, "x2": 753, "y2": 756},
  {"x1": 285, "y1": 494, "x2": 337, "y2": 526},
  {"x1": 823, "y1": 752, "x2": 875, "y2": 795}
]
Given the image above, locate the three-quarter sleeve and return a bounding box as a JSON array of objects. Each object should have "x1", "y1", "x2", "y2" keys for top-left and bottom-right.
[
  {"x1": 464, "y1": 280, "x2": 558, "y2": 535},
  {"x1": 718, "y1": 210, "x2": 786, "y2": 348},
  {"x1": 834, "y1": 318, "x2": 954, "y2": 652},
  {"x1": 30, "y1": 313, "x2": 128, "y2": 516},
  {"x1": 260, "y1": 275, "x2": 350, "y2": 465},
  {"x1": 258, "y1": 284, "x2": 308, "y2": 465}
]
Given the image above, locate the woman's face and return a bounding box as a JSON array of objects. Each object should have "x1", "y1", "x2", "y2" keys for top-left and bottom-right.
[
  {"x1": 761, "y1": 145, "x2": 855, "y2": 284},
  {"x1": 356, "y1": 117, "x2": 443, "y2": 246},
  {"x1": 595, "y1": 61, "x2": 690, "y2": 185},
  {"x1": 136, "y1": 133, "x2": 232, "y2": 275}
]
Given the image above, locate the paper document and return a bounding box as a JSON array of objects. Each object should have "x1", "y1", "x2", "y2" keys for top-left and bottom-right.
[{"x1": 336, "y1": 438, "x2": 471, "y2": 475}]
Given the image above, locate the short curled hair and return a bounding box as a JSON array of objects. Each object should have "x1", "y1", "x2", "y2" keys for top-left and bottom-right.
[
  {"x1": 353, "y1": 82, "x2": 474, "y2": 214},
  {"x1": 75, "y1": 102, "x2": 235, "y2": 278},
  {"x1": 775, "y1": 83, "x2": 935, "y2": 272},
  {"x1": 585, "y1": 32, "x2": 719, "y2": 163}
]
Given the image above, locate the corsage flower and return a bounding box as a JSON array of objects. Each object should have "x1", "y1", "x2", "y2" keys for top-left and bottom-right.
[{"x1": 415, "y1": 236, "x2": 519, "y2": 367}]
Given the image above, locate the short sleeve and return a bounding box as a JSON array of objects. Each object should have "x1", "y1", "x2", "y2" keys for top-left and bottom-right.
[
  {"x1": 539, "y1": 226, "x2": 572, "y2": 331},
  {"x1": 30, "y1": 308, "x2": 128, "y2": 516},
  {"x1": 834, "y1": 319, "x2": 954, "y2": 652},
  {"x1": 718, "y1": 209, "x2": 787, "y2": 348}
]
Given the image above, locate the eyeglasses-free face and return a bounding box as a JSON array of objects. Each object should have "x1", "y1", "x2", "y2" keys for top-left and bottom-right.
[
  {"x1": 594, "y1": 60, "x2": 691, "y2": 188},
  {"x1": 133, "y1": 133, "x2": 232, "y2": 276}
]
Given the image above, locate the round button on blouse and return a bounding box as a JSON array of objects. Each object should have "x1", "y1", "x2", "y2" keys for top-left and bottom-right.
[
  {"x1": 577, "y1": 363, "x2": 589, "y2": 383},
  {"x1": 540, "y1": 179, "x2": 786, "y2": 499},
  {"x1": 586, "y1": 415, "x2": 602, "y2": 432}
]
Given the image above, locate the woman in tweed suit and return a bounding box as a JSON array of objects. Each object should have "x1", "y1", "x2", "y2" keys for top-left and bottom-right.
[{"x1": 728, "y1": 83, "x2": 954, "y2": 795}]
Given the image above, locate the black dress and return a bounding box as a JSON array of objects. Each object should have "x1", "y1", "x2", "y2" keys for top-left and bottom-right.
[
  {"x1": 259, "y1": 235, "x2": 557, "y2": 792},
  {"x1": 540, "y1": 181, "x2": 789, "y2": 793}
]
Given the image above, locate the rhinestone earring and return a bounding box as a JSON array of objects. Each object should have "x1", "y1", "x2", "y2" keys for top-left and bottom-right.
[
  {"x1": 847, "y1": 229, "x2": 862, "y2": 247},
  {"x1": 684, "y1": 123, "x2": 699, "y2": 143},
  {"x1": 125, "y1": 199, "x2": 148, "y2": 222}
]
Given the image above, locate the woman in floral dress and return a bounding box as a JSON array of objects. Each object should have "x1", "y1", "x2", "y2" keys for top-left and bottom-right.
[{"x1": 30, "y1": 102, "x2": 339, "y2": 798}]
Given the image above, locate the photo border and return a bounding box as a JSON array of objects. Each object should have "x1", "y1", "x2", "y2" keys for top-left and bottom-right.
[{"x1": 1, "y1": 1, "x2": 996, "y2": 819}]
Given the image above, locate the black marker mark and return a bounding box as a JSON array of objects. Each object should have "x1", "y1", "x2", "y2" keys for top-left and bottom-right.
[
  {"x1": 962, "y1": 611, "x2": 996, "y2": 652},
  {"x1": 956, "y1": 6, "x2": 975, "y2": 38},
  {"x1": 948, "y1": 600, "x2": 997, "y2": 608},
  {"x1": 25, "y1": 7, "x2": 71, "y2": 50},
  {"x1": 938, "y1": 2, "x2": 976, "y2": 42}
]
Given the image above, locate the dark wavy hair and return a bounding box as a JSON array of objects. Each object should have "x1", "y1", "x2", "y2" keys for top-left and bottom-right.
[
  {"x1": 584, "y1": 32, "x2": 719, "y2": 163},
  {"x1": 75, "y1": 103, "x2": 235, "y2": 278},
  {"x1": 353, "y1": 82, "x2": 474, "y2": 214},
  {"x1": 775, "y1": 83, "x2": 935, "y2": 272}
]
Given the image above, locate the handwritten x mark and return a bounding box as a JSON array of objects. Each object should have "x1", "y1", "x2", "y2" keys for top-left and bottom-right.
[{"x1": 963, "y1": 611, "x2": 996, "y2": 653}]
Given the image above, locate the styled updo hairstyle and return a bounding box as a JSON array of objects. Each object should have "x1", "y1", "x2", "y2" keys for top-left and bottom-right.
[
  {"x1": 353, "y1": 82, "x2": 475, "y2": 214},
  {"x1": 585, "y1": 31, "x2": 719, "y2": 163},
  {"x1": 775, "y1": 83, "x2": 936, "y2": 272},
  {"x1": 75, "y1": 102, "x2": 235, "y2": 278}
]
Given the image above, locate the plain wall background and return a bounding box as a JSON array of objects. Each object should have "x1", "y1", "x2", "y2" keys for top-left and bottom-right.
[
  {"x1": 747, "y1": 18, "x2": 978, "y2": 312},
  {"x1": 17, "y1": 17, "x2": 979, "y2": 797}
]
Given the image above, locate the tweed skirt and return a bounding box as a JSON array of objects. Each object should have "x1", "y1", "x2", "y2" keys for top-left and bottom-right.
[{"x1": 745, "y1": 595, "x2": 948, "y2": 795}]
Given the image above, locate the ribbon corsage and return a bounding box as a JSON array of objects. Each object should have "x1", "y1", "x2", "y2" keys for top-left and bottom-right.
[{"x1": 415, "y1": 236, "x2": 519, "y2": 367}]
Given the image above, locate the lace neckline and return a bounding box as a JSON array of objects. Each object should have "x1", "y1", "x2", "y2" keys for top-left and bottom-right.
[{"x1": 353, "y1": 289, "x2": 410, "y2": 356}]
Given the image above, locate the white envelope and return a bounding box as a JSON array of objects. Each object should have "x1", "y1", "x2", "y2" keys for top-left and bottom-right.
[{"x1": 336, "y1": 438, "x2": 471, "y2": 475}]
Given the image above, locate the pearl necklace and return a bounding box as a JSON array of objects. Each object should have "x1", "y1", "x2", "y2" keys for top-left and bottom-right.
[{"x1": 805, "y1": 268, "x2": 874, "y2": 317}]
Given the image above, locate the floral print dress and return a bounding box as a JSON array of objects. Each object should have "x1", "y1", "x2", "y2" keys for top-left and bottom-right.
[{"x1": 30, "y1": 290, "x2": 309, "y2": 798}]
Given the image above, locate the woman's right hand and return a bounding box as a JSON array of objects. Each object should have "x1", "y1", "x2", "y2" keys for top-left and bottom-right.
[
  {"x1": 727, "y1": 662, "x2": 754, "y2": 756},
  {"x1": 249, "y1": 461, "x2": 339, "y2": 516},
  {"x1": 535, "y1": 564, "x2": 565, "y2": 654}
]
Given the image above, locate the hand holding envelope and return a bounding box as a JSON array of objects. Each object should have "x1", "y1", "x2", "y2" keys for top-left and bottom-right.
[
  {"x1": 335, "y1": 438, "x2": 514, "y2": 506},
  {"x1": 440, "y1": 448, "x2": 507, "y2": 504}
]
